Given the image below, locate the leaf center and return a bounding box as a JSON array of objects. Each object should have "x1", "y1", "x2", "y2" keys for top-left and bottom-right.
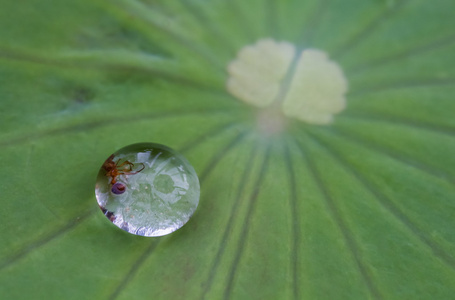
[{"x1": 227, "y1": 38, "x2": 349, "y2": 125}]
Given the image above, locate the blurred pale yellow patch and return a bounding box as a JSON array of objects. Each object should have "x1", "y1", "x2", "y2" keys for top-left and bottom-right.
[
  {"x1": 226, "y1": 39, "x2": 295, "y2": 107},
  {"x1": 227, "y1": 39, "x2": 348, "y2": 125},
  {"x1": 282, "y1": 49, "x2": 347, "y2": 124}
]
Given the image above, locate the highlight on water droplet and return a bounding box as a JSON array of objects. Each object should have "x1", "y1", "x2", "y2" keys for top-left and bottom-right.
[{"x1": 95, "y1": 143, "x2": 200, "y2": 237}]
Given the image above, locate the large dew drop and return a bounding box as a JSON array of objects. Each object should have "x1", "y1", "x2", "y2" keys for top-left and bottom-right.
[{"x1": 95, "y1": 143, "x2": 200, "y2": 237}]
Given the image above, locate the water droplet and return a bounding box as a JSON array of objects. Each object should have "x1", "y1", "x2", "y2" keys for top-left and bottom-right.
[{"x1": 95, "y1": 143, "x2": 200, "y2": 237}]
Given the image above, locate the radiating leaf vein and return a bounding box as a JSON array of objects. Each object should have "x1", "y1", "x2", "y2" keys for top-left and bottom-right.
[
  {"x1": 348, "y1": 78, "x2": 455, "y2": 98},
  {"x1": 109, "y1": 240, "x2": 161, "y2": 300},
  {"x1": 327, "y1": 127, "x2": 454, "y2": 182},
  {"x1": 200, "y1": 144, "x2": 259, "y2": 300},
  {"x1": 283, "y1": 141, "x2": 301, "y2": 300},
  {"x1": 223, "y1": 143, "x2": 271, "y2": 300},
  {"x1": 0, "y1": 209, "x2": 96, "y2": 271},
  {"x1": 198, "y1": 130, "x2": 251, "y2": 183},
  {"x1": 346, "y1": 34, "x2": 455, "y2": 73},
  {"x1": 307, "y1": 131, "x2": 455, "y2": 271},
  {"x1": 331, "y1": 0, "x2": 410, "y2": 59},
  {"x1": 339, "y1": 113, "x2": 455, "y2": 138},
  {"x1": 110, "y1": 0, "x2": 224, "y2": 70},
  {"x1": 295, "y1": 136, "x2": 383, "y2": 300},
  {"x1": 0, "y1": 110, "x2": 240, "y2": 148},
  {"x1": 298, "y1": 0, "x2": 330, "y2": 47}
]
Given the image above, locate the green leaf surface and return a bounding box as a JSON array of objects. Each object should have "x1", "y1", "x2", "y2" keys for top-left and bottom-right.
[{"x1": 1, "y1": 0, "x2": 454, "y2": 299}]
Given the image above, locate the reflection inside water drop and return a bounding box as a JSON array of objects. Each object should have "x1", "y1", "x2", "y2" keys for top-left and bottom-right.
[{"x1": 95, "y1": 143, "x2": 200, "y2": 237}]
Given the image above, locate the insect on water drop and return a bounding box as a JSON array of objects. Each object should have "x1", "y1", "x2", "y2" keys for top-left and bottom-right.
[
  {"x1": 102, "y1": 154, "x2": 145, "y2": 185},
  {"x1": 95, "y1": 143, "x2": 200, "y2": 237}
]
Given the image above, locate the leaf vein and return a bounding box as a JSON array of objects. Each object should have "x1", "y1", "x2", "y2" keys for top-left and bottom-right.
[
  {"x1": 108, "y1": 240, "x2": 161, "y2": 300},
  {"x1": 200, "y1": 144, "x2": 259, "y2": 300},
  {"x1": 340, "y1": 112, "x2": 455, "y2": 138},
  {"x1": 295, "y1": 137, "x2": 383, "y2": 300},
  {"x1": 223, "y1": 144, "x2": 272, "y2": 300},
  {"x1": 348, "y1": 78, "x2": 455, "y2": 98},
  {"x1": 328, "y1": 127, "x2": 454, "y2": 182},
  {"x1": 0, "y1": 110, "x2": 240, "y2": 149},
  {"x1": 198, "y1": 130, "x2": 250, "y2": 183},
  {"x1": 307, "y1": 131, "x2": 455, "y2": 271},
  {"x1": 346, "y1": 34, "x2": 455, "y2": 74},
  {"x1": 0, "y1": 209, "x2": 96, "y2": 271},
  {"x1": 298, "y1": 0, "x2": 330, "y2": 47},
  {"x1": 284, "y1": 142, "x2": 300, "y2": 300},
  {"x1": 331, "y1": 0, "x2": 410, "y2": 59}
]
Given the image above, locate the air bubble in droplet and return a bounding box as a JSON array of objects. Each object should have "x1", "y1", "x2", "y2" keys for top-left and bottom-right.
[{"x1": 111, "y1": 182, "x2": 127, "y2": 195}]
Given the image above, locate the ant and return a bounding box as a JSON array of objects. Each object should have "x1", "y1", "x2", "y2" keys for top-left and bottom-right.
[{"x1": 102, "y1": 154, "x2": 145, "y2": 185}]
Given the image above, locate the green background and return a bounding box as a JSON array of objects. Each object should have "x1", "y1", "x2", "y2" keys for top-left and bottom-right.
[{"x1": 1, "y1": 0, "x2": 454, "y2": 299}]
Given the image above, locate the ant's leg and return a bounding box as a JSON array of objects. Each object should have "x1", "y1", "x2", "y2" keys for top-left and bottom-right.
[
  {"x1": 116, "y1": 160, "x2": 135, "y2": 173},
  {"x1": 135, "y1": 163, "x2": 145, "y2": 173},
  {"x1": 122, "y1": 163, "x2": 145, "y2": 175},
  {"x1": 116, "y1": 160, "x2": 134, "y2": 168}
]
